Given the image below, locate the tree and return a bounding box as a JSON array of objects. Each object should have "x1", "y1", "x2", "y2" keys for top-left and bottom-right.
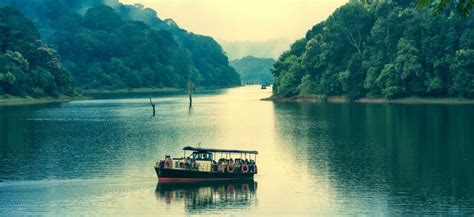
[
  {"x1": 417, "y1": 0, "x2": 474, "y2": 17},
  {"x1": 450, "y1": 49, "x2": 474, "y2": 97},
  {"x1": 272, "y1": 0, "x2": 473, "y2": 100},
  {"x1": 326, "y1": 3, "x2": 373, "y2": 55},
  {"x1": 375, "y1": 64, "x2": 405, "y2": 98},
  {"x1": 0, "y1": 6, "x2": 75, "y2": 97},
  {"x1": 394, "y1": 38, "x2": 425, "y2": 95}
]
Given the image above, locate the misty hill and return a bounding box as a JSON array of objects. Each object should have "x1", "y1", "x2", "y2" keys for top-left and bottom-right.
[
  {"x1": 230, "y1": 56, "x2": 275, "y2": 84},
  {"x1": 0, "y1": 6, "x2": 74, "y2": 97},
  {"x1": 272, "y1": 0, "x2": 474, "y2": 99},
  {"x1": 0, "y1": 0, "x2": 240, "y2": 89},
  {"x1": 220, "y1": 38, "x2": 292, "y2": 60}
]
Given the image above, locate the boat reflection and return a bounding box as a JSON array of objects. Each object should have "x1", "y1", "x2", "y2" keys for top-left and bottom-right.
[{"x1": 155, "y1": 180, "x2": 258, "y2": 211}]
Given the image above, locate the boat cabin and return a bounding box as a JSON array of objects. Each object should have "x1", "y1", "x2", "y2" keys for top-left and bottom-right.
[{"x1": 157, "y1": 146, "x2": 258, "y2": 174}]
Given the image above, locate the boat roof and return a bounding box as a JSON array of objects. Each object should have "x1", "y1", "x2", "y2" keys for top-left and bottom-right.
[{"x1": 183, "y1": 146, "x2": 258, "y2": 154}]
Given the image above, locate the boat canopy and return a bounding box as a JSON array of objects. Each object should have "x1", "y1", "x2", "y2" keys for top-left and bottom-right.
[{"x1": 183, "y1": 146, "x2": 258, "y2": 154}]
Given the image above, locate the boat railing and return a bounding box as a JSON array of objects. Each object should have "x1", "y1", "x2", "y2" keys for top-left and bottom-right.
[
  {"x1": 171, "y1": 160, "x2": 213, "y2": 172},
  {"x1": 158, "y1": 158, "x2": 256, "y2": 173}
]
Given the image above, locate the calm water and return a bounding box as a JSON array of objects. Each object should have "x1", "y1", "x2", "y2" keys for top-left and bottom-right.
[{"x1": 1, "y1": 86, "x2": 473, "y2": 215}]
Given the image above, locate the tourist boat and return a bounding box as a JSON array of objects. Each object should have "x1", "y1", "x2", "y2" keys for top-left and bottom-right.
[{"x1": 155, "y1": 146, "x2": 258, "y2": 182}]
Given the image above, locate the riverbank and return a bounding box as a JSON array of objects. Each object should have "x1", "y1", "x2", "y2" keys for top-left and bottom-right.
[
  {"x1": 263, "y1": 95, "x2": 474, "y2": 104},
  {"x1": 0, "y1": 95, "x2": 89, "y2": 106},
  {"x1": 81, "y1": 87, "x2": 182, "y2": 94},
  {"x1": 0, "y1": 87, "x2": 180, "y2": 106},
  {"x1": 0, "y1": 87, "x2": 214, "y2": 106}
]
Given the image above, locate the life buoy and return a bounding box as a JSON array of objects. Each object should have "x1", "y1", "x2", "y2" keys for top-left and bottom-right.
[
  {"x1": 241, "y1": 164, "x2": 249, "y2": 173},
  {"x1": 227, "y1": 163, "x2": 235, "y2": 173},
  {"x1": 164, "y1": 159, "x2": 172, "y2": 168}
]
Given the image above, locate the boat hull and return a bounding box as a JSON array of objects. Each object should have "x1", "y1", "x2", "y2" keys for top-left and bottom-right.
[{"x1": 155, "y1": 167, "x2": 254, "y2": 182}]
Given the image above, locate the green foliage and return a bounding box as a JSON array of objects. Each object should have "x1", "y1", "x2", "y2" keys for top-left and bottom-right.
[
  {"x1": 450, "y1": 49, "x2": 474, "y2": 97},
  {"x1": 0, "y1": 6, "x2": 74, "y2": 97},
  {"x1": 297, "y1": 74, "x2": 315, "y2": 96},
  {"x1": 0, "y1": 0, "x2": 240, "y2": 89},
  {"x1": 416, "y1": 0, "x2": 473, "y2": 17},
  {"x1": 376, "y1": 64, "x2": 405, "y2": 98},
  {"x1": 272, "y1": 1, "x2": 474, "y2": 99},
  {"x1": 229, "y1": 56, "x2": 275, "y2": 84}
]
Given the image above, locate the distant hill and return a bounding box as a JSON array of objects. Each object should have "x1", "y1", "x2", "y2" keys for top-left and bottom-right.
[
  {"x1": 220, "y1": 38, "x2": 292, "y2": 60},
  {"x1": 0, "y1": 0, "x2": 240, "y2": 89},
  {"x1": 230, "y1": 56, "x2": 275, "y2": 84}
]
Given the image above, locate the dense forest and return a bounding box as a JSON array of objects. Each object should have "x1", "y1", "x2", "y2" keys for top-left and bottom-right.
[
  {"x1": 272, "y1": 0, "x2": 474, "y2": 99},
  {"x1": 230, "y1": 56, "x2": 275, "y2": 84},
  {"x1": 0, "y1": 6, "x2": 74, "y2": 97},
  {"x1": 0, "y1": 0, "x2": 240, "y2": 91}
]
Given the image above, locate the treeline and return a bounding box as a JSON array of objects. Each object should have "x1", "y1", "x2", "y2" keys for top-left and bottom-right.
[
  {"x1": 272, "y1": 0, "x2": 474, "y2": 99},
  {"x1": 0, "y1": 0, "x2": 240, "y2": 91},
  {"x1": 0, "y1": 7, "x2": 74, "y2": 97},
  {"x1": 230, "y1": 56, "x2": 275, "y2": 84}
]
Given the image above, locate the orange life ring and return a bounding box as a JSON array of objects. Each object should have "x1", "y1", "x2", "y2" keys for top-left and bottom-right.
[
  {"x1": 164, "y1": 159, "x2": 172, "y2": 168},
  {"x1": 241, "y1": 164, "x2": 249, "y2": 173},
  {"x1": 227, "y1": 163, "x2": 235, "y2": 173}
]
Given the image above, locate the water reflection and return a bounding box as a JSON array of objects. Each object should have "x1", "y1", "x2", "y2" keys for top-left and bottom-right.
[
  {"x1": 155, "y1": 180, "x2": 257, "y2": 212},
  {"x1": 272, "y1": 102, "x2": 474, "y2": 214}
]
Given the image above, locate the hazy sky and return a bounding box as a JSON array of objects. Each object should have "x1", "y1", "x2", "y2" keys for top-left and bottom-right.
[{"x1": 120, "y1": 0, "x2": 347, "y2": 42}]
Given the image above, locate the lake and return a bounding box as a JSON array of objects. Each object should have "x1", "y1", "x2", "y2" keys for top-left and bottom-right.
[{"x1": 1, "y1": 86, "x2": 473, "y2": 215}]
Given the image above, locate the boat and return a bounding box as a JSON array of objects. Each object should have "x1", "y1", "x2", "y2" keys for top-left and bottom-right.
[{"x1": 155, "y1": 146, "x2": 258, "y2": 182}]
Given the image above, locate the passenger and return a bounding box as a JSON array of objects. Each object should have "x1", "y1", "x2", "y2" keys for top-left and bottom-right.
[
  {"x1": 185, "y1": 157, "x2": 191, "y2": 168},
  {"x1": 159, "y1": 160, "x2": 164, "y2": 168}
]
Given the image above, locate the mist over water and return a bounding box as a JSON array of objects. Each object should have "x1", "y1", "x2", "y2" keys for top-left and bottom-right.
[{"x1": 0, "y1": 86, "x2": 473, "y2": 215}]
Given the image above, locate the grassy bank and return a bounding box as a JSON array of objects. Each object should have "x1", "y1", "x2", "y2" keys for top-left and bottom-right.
[{"x1": 263, "y1": 95, "x2": 474, "y2": 104}]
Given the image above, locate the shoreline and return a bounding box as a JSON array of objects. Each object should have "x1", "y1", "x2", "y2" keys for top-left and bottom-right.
[
  {"x1": 0, "y1": 86, "x2": 228, "y2": 106},
  {"x1": 81, "y1": 87, "x2": 182, "y2": 94},
  {"x1": 0, "y1": 95, "x2": 90, "y2": 106},
  {"x1": 263, "y1": 95, "x2": 474, "y2": 105}
]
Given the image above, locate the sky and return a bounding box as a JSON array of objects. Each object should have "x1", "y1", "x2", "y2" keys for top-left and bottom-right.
[{"x1": 120, "y1": 0, "x2": 348, "y2": 42}]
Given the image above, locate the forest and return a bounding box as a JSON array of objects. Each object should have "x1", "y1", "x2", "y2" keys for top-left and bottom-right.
[
  {"x1": 0, "y1": 6, "x2": 74, "y2": 97},
  {"x1": 230, "y1": 56, "x2": 275, "y2": 84},
  {"x1": 0, "y1": 0, "x2": 240, "y2": 96},
  {"x1": 272, "y1": 0, "x2": 474, "y2": 99}
]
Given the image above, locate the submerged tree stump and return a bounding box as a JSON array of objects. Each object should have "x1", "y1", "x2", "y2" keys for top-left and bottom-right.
[{"x1": 149, "y1": 97, "x2": 155, "y2": 116}]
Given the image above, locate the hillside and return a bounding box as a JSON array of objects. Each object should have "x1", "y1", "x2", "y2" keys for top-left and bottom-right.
[
  {"x1": 272, "y1": 0, "x2": 474, "y2": 99},
  {"x1": 0, "y1": 6, "x2": 74, "y2": 97},
  {"x1": 230, "y1": 56, "x2": 275, "y2": 84},
  {"x1": 0, "y1": 0, "x2": 240, "y2": 89}
]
